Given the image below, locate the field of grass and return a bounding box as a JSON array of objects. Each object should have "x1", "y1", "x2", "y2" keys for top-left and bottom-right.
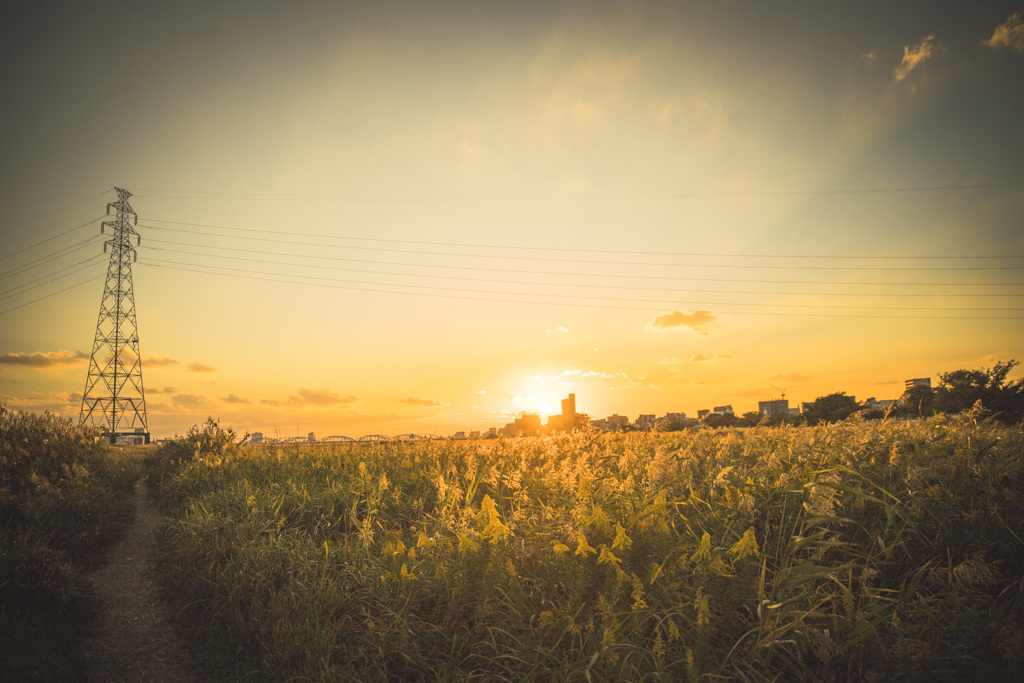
[
  {"x1": 151, "y1": 415, "x2": 1024, "y2": 681},
  {"x1": 0, "y1": 407, "x2": 145, "y2": 680}
]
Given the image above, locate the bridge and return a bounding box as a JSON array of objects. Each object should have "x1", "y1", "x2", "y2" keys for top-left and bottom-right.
[{"x1": 255, "y1": 433, "x2": 445, "y2": 445}]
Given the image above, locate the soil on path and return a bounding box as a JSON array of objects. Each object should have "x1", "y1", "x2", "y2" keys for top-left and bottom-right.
[{"x1": 81, "y1": 479, "x2": 211, "y2": 682}]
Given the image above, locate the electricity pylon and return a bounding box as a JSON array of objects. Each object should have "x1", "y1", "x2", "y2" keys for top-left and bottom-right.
[{"x1": 80, "y1": 187, "x2": 149, "y2": 444}]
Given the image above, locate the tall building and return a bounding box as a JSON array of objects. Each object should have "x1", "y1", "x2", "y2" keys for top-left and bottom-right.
[
  {"x1": 759, "y1": 399, "x2": 790, "y2": 418},
  {"x1": 561, "y1": 393, "x2": 576, "y2": 430},
  {"x1": 905, "y1": 378, "x2": 932, "y2": 391}
]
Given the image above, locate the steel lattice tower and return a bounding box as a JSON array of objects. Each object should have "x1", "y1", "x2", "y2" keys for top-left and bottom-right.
[{"x1": 80, "y1": 187, "x2": 149, "y2": 444}]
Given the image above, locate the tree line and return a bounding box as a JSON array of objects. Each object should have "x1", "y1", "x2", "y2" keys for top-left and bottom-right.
[{"x1": 695, "y1": 359, "x2": 1024, "y2": 428}]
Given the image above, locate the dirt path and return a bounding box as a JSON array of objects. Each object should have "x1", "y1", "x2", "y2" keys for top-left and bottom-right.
[{"x1": 81, "y1": 479, "x2": 209, "y2": 682}]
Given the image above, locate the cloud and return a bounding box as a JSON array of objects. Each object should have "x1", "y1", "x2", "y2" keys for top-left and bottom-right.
[
  {"x1": 982, "y1": 13, "x2": 1024, "y2": 53},
  {"x1": 289, "y1": 388, "x2": 359, "y2": 406},
  {"x1": 691, "y1": 353, "x2": 731, "y2": 362},
  {"x1": 172, "y1": 393, "x2": 211, "y2": 408},
  {"x1": 398, "y1": 396, "x2": 448, "y2": 407},
  {"x1": 560, "y1": 368, "x2": 617, "y2": 378},
  {"x1": 222, "y1": 394, "x2": 250, "y2": 404},
  {"x1": 143, "y1": 355, "x2": 179, "y2": 367},
  {"x1": 476, "y1": 389, "x2": 487, "y2": 394},
  {"x1": 649, "y1": 310, "x2": 717, "y2": 334},
  {"x1": 0, "y1": 349, "x2": 87, "y2": 369},
  {"x1": 185, "y1": 362, "x2": 217, "y2": 373},
  {"x1": 893, "y1": 35, "x2": 940, "y2": 81},
  {"x1": 659, "y1": 357, "x2": 684, "y2": 365},
  {"x1": 0, "y1": 391, "x2": 81, "y2": 411},
  {"x1": 146, "y1": 386, "x2": 180, "y2": 394}
]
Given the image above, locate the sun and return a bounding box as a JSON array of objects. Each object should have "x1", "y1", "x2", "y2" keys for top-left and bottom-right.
[{"x1": 537, "y1": 400, "x2": 552, "y2": 417}]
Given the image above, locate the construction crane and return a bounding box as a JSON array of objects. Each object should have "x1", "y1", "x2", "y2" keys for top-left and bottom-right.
[{"x1": 769, "y1": 384, "x2": 786, "y2": 400}]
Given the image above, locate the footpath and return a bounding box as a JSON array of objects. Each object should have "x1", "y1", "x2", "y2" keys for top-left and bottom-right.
[{"x1": 81, "y1": 479, "x2": 209, "y2": 682}]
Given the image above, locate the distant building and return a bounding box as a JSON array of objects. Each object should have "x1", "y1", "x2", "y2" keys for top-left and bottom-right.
[
  {"x1": 607, "y1": 414, "x2": 629, "y2": 429},
  {"x1": 865, "y1": 397, "x2": 897, "y2": 411},
  {"x1": 307, "y1": 432, "x2": 317, "y2": 443},
  {"x1": 487, "y1": 427, "x2": 498, "y2": 438},
  {"x1": 515, "y1": 413, "x2": 542, "y2": 436},
  {"x1": 561, "y1": 393, "x2": 577, "y2": 430},
  {"x1": 453, "y1": 431, "x2": 467, "y2": 440},
  {"x1": 697, "y1": 409, "x2": 710, "y2": 420},
  {"x1": 713, "y1": 405, "x2": 734, "y2": 415},
  {"x1": 905, "y1": 378, "x2": 932, "y2": 391},
  {"x1": 759, "y1": 399, "x2": 790, "y2": 418},
  {"x1": 251, "y1": 431, "x2": 264, "y2": 445},
  {"x1": 663, "y1": 412, "x2": 687, "y2": 422},
  {"x1": 635, "y1": 414, "x2": 656, "y2": 429}
]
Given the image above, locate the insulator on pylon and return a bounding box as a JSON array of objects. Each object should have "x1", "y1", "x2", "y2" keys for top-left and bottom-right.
[
  {"x1": 133, "y1": 215, "x2": 138, "y2": 226},
  {"x1": 133, "y1": 252, "x2": 137, "y2": 263},
  {"x1": 136, "y1": 235, "x2": 141, "y2": 246},
  {"x1": 103, "y1": 243, "x2": 108, "y2": 253}
]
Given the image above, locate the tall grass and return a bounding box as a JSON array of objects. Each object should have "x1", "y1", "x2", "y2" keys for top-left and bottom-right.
[
  {"x1": 152, "y1": 414, "x2": 1024, "y2": 681},
  {"x1": 0, "y1": 406, "x2": 143, "y2": 680}
]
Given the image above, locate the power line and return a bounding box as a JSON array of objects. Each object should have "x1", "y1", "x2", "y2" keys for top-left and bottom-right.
[
  {"x1": 130, "y1": 180, "x2": 1024, "y2": 201},
  {"x1": 143, "y1": 236, "x2": 1024, "y2": 272},
  {"x1": 138, "y1": 261, "x2": 1024, "y2": 320},
  {"x1": 0, "y1": 236, "x2": 103, "y2": 283},
  {"x1": 0, "y1": 216, "x2": 103, "y2": 263},
  {"x1": 141, "y1": 219, "x2": 1024, "y2": 261},
  {"x1": 141, "y1": 253, "x2": 1024, "y2": 298},
  {"x1": 0, "y1": 274, "x2": 105, "y2": 317},
  {"x1": 3, "y1": 188, "x2": 111, "y2": 234},
  {"x1": 144, "y1": 243, "x2": 1024, "y2": 288},
  {"x1": 0, "y1": 255, "x2": 106, "y2": 301}
]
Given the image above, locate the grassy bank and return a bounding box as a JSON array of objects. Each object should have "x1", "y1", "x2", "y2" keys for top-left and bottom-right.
[
  {"x1": 0, "y1": 407, "x2": 144, "y2": 681},
  {"x1": 152, "y1": 416, "x2": 1024, "y2": 681}
]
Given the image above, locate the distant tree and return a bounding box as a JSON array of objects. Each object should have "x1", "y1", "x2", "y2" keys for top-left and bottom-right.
[
  {"x1": 900, "y1": 384, "x2": 935, "y2": 417},
  {"x1": 703, "y1": 412, "x2": 738, "y2": 428},
  {"x1": 801, "y1": 392, "x2": 860, "y2": 425},
  {"x1": 739, "y1": 411, "x2": 762, "y2": 427},
  {"x1": 934, "y1": 360, "x2": 1024, "y2": 424}
]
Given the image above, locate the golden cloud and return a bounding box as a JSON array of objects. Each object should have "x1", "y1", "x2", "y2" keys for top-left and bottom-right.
[
  {"x1": 398, "y1": 396, "x2": 448, "y2": 407},
  {"x1": 894, "y1": 35, "x2": 940, "y2": 81},
  {"x1": 649, "y1": 310, "x2": 717, "y2": 335},
  {"x1": 222, "y1": 394, "x2": 250, "y2": 404},
  {"x1": 144, "y1": 355, "x2": 180, "y2": 367},
  {"x1": 982, "y1": 13, "x2": 1024, "y2": 53},
  {"x1": 185, "y1": 362, "x2": 218, "y2": 373},
  {"x1": 691, "y1": 353, "x2": 731, "y2": 362},
  {"x1": 0, "y1": 349, "x2": 87, "y2": 369},
  {"x1": 290, "y1": 388, "x2": 360, "y2": 406}
]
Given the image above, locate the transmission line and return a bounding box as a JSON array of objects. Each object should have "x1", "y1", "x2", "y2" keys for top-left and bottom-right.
[
  {"x1": 141, "y1": 219, "x2": 1024, "y2": 261},
  {"x1": 0, "y1": 236, "x2": 104, "y2": 282},
  {"x1": 131, "y1": 180, "x2": 1024, "y2": 201},
  {"x1": 141, "y1": 253, "x2": 1024, "y2": 299},
  {"x1": 143, "y1": 242, "x2": 1024, "y2": 288},
  {"x1": 0, "y1": 215, "x2": 104, "y2": 263},
  {"x1": 0, "y1": 255, "x2": 107, "y2": 301},
  {"x1": 138, "y1": 260, "x2": 1024, "y2": 318},
  {"x1": 143, "y1": 236, "x2": 1024, "y2": 272}
]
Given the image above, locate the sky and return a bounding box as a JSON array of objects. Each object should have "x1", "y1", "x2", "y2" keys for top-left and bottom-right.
[{"x1": 1, "y1": 1, "x2": 1023, "y2": 438}]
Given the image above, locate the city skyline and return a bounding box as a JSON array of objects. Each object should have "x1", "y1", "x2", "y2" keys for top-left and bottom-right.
[{"x1": 2, "y1": 3, "x2": 1023, "y2": 438}]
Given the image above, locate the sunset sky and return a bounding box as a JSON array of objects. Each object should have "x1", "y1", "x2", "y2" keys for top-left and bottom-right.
[{"x1": 2, "y1": 1, "x2": 1023, "y2": 438}]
